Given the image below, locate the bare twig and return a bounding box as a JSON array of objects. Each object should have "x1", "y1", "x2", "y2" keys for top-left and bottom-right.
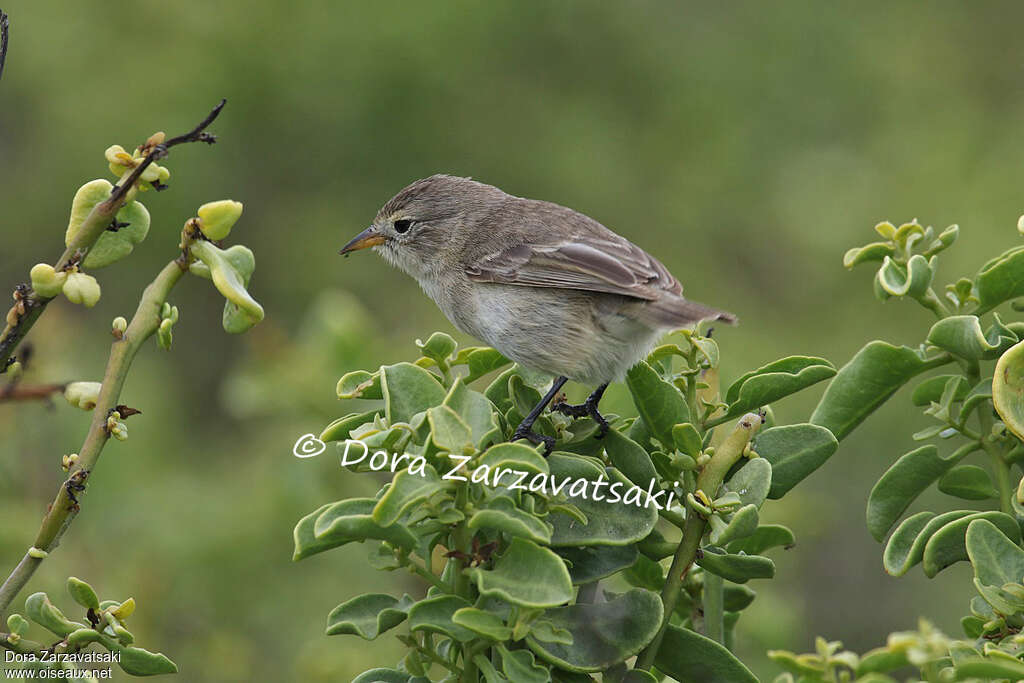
[
  {"x1": 0, "y1": 10, "x2": 9, "y2": 83},
  {"x1": 0, "y1": 260, "x2": 187, "y2": 621},
  {"x1": 0, "y1": 100, "x2": 227, "y2": 369},
  {"x1": 0, "y1": 383, "x2": 66, "y2": 403}
]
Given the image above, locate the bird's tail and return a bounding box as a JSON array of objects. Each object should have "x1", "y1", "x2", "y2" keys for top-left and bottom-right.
[{"x1": 636, "y1": 294, "x2": 737, "y2": 329}]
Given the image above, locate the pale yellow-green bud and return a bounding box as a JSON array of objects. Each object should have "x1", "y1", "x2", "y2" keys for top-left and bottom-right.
[
  {"x1": 112, "y1": 316, "x2": 127, "y2": 338},
  {"x1": 63, "y1": 272, "x2": 102, "y2": 307},
  {"x1": 64, "y1": 382, "x2": 102, "y2": 410},
  {"x1": 29, "y1": 263, "x2": 67, "y2": 298},
  {"x1": 197, "y1": 200, "x2": 244, "y2": 240}
]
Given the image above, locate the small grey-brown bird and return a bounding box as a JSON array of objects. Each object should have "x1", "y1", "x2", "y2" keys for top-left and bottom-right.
[{"x1": 341, "y1": 175, "x2": 735, "y2": 453}]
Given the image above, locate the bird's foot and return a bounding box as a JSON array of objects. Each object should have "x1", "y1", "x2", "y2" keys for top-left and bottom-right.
[
  {"x1": 551, "y1": 386, "x2": 610, "y2": 438},
  {"x1": 511, "y1": 425, "x2": 555, "y2": 456}
]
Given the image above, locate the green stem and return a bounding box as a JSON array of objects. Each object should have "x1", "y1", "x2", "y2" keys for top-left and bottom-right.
[
  {"x1": 635, "y1": 414, "x2": 763, "y2": 671},
  {"x1": 916, "y1": 288, "x2": 951, "y2": 319},
  {"x1": 410, "y1": 560, "x2": 447, "y2": 592},
  {"x1": 977, "y1": 399, "x2": 1014, "y2": 515},
  {"x1": 450, "y1": 483, "x2": 477, "y2": 683},
  {"x1": 703, "y1": 570, "x2": 725, "y2": 645},
  {"x1": 0, "y1": 260, "x2": 186, "y2": 621}
]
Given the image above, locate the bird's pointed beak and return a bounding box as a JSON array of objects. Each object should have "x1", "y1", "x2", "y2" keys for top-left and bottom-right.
[{"x1": 339, "y1": 226, "x2": 386, "y2": 256}]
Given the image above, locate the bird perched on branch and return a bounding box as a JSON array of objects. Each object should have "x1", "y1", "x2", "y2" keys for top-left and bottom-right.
[{"x1": 341, "y1": 175, "x2": 735, "y2": 453}]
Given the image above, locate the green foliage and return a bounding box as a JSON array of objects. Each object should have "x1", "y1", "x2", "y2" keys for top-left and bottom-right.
[
  {"x1": 782, "y1": 218, "x2": 1024, "y2": 680},
  {"x1": 296, "y1": 328, "x2": 833, "y2": 681}
]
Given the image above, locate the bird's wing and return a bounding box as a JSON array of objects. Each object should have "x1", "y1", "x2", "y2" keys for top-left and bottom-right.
[{"x1": 465, "y1": 235, "x2": 683, "y2": 301}]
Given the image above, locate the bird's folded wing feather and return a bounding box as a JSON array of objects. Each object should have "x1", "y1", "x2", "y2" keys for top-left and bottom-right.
[{"x1": 465, "y1": 236, "x2": 683, "y2": 300}]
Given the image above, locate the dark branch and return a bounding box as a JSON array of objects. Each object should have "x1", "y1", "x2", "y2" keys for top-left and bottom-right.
[
  {"x1": 0, "y1": 10, "x2": 8, "y2": 83},
  {"x1": 0, "y1": 383, "x2": 66, "y2": 403}
]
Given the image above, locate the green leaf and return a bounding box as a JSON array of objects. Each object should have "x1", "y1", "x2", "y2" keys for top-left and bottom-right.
[
  {"x1": 478, "y1": 442, "x2": 550, "y2": 477},
  {"x1": 556, "y1": 545, "x2": 639, "y2": 585},
  {"x1": 427, "y1": 405, "x2": 473, "y2": 454},
  {"x1": 526, "y1": 588, "x2": 662, "y2": 672},
  {"x1": 655, "y1": 623, "x2": 758, "y2": 683},
  {"x1": 723, "y1": 458, "x2": 772, "y2": 509},
  {"x1": 672, "y1": 423, "x2": 703, "y2": 458},
  {"x1": 843, "y1": 242, "x2": 896, "y2": 268},
  {"x1": 937, "y1": 465, "x2": 998, "y2": 500},
  {"x1": 484, "y1": 368, "x2": 516, "y2": 413},
  {"x1": 975, "y1": 245, "x2": 1024, "y2": 313},
  {"x1": 24, "y1": 592, "x2": 84, "y2": 637},
  {"x1": 966, "y1": 518, "x2": 1024, "y2": 587},
  {"x1": 373, "y1": 465, "x2": 445, "y2": 527},
  {"x1": 697, "y1": 548, "x2": 775, "y2": 583},
  {"x1": 84, "y1": 200, "x2": 150, "y2": 268},
  {"x1": 293, "y1": 499, "x2": 416, "y2": 560},
  {"x1": 811, "y1": 341, "x2": 947, "y2": 440},
  {"x1": 407, "y1": 595, "x2": 476, "y2": 642},
  {"x1": 867, "y1": 445, "x2": 970, "y2": 541},
  {"x1": 926, "y1": 315, "x2": 1016, "y2": 361},
  {"x1": 416, "y1": 332, "x2": 457, "y2": 364},
  {"x1": 856, "y1": 647, "x2": 909, "y2": 675},
  {"x1": 911, "y1": 375, "x2": 969, "y2": 407},
  {"x1": 117, "y1": 646, "x2": 179, "y2": 676},
  {"x1": 709, "y1": 504, "x2": 759, "y2": 546},
  {"x1": 723, "y1": 584, "x2": 757, "y2": 612},
  {"x1": 603, "y1": 430, "x2": 657, "y2": 488},
  {"x1": 336, "y1": 371, "x2": 383, "y2": 400},
  {"x1": 469, "y1": 538, "x2": 573, "y2": 608},
  {"x1": 321, "y1": 410, "x2": 380, "y2": 443},
  {"x1": 625, "y1": 361, "x2": 689, "y2": 447},
  {"x1": 955, "y1": 657, "x2": 1024, "y2": 680},
  {"x1": 993, "y1": 339, "x2": 1024, "y2": 441},
  {"x1": 498, "y1": 646, "x2": 549, "y2": 683},
  {"x1": 876, "y1": 254, "x2": 933, "y2": 299},
  {"x1": 752, "y1": 424, "x2": 837, "y2": 499},
  {"x1": 464, "y1": 348, "x2": 512, "y2": 383},
  {"x1": 724, "y1": 356, "x2": 835, "y2": 417},
  {"x1": 66, "y1": 577, "x2": 99, "y2": 611},
  {"x1": 326, "y1": 593, "x2": 413, "y2": 639},
  {"x1": 352, "y1": 670, "x2": 428, "y2": 683},
  {"x1": 922, "y1": 511, "x2": 1021, "y2": 578},
  {"x1": 452, "y1": 607, "x2": 512, "y2": 641},
  {"x1": 381, "y1": 362, "x2": 447, "y2": 424},
  {"x1": 883, "y1": 510, "x2": 971, "y2": 576},
  {"x1": 189, "y1": 241, "x2": 264, "y2": 333},
  {"x1": 726, "y1": 524, "x2": 796, "y2": 555},
  {"x1": 468, "y1": 497, "x2": 553, "y2": 544},
  {"x1": 548, "y1": 464, "x2": 657, "y2": 547},
  {"x1": 443, "y1": 378, "x2": 502, "y2": 448}
]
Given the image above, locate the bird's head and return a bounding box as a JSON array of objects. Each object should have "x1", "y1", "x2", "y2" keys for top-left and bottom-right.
[{"x1": 340, "y1": 174, "x2": 504, "y2": 280}]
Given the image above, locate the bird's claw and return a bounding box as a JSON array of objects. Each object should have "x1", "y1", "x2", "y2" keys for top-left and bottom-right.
[{"x1": 551, "y1": 397, "x2": 610, "y2": 439}]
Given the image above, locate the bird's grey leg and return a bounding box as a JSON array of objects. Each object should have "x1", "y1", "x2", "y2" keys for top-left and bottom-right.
[
  {"x1": 551, "y1": 383, "x2": 610, "y2": 437},
  {"x1": 511, "y1": 376, "x2": 568, "y2": 455}
]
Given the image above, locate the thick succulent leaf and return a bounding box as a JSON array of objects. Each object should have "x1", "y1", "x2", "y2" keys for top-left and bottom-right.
[
  {"x1": 875, "y1": 254, "x2": 933, "y2": 298},
  {"x1": 373, "y1": 465, "x2": 445, "y2": 526},
  {"x1": 468, "y1": 538, "x2": 572, "y2": 608},
  {"x1": 117, "y1": 646, "x2": 179, "y2": 676},
  {"x1": 843, "y1": 242, "x2": 896, "y2": 268},
  {"x1": 428, "y1": 405, "x2": 473, "y2": 454},
  {"x1": 911, "y1": 375, "x2": 969, "y2": 407},
  {"x1": 955, "y1": 658, "x2": 1024, "y2": 680},
  {"x1": 326, "y1": 593, "x2": 413, "y2": 639},
  {"x1": 724, "y1": 356, "x2": 835, "y2": 418},
  {"x1": 993, "y1": 340, "x2": 1024, "y2": 441},
  {"x1": 811, "y1": 341, "x2": 946, "y2": 440},
  {"x1": 975, "y1": 245, "x2": 1024, "y2": 313},
  {"x1": 926, "y1": 315, "x2": 1016, "y2": 361},
  {"x1": 416, "y1": 332, "x2": 456, "y2": 365},
  {"x1": 866, "y1": 445, "x2": 969, "y2": 541},
  {"x1": 84, "y1": 200, "x2": 150, "y2": 268},
  {"x1": 478, "y1": 442, "x2": 550, "y2": 477},
  {"x1": 498, "y1": 646, "x2": 549, "y2": 683},
  {"x1": 696, "y1": 548, "x2": 775, "y2": 583},
  {"x1": 625, "y1": 361, "x2": 689, "y2": 447},
  {"x1": 443, "y1": 378, "x2": 502, "y2": 447},
  {"x1": 708, "y1": 504, "x2": 759, "y2": 546},
  {"x1": 336, "y1": 371, "x2": 383, "y2": 400},
  {"x1": 526, "y1": 588, "x2": 662, "y2": 672},
  {"x1": 464, "y1": 348, "x2": 512, "y2": 383},
  {"x1": 937, "y1": 465, "x2": 998, "y2": 500},
  {"x1": 883, "y1": 510, "x2": 971, "y2": 576},
  {"x1": 407, "y1": 595, "x2": 476, "y2": 642},
  {"x1": 548, "y1": 463, "x2": 657, "y2": 547},
  {"x1": 381, "y1": 362, "x2": 447, "y2": 424},
  {"x1": 723, "y1": 458, "x2": 772, "y2": 509},
  {"x1": 468, "y1": 497, "x2": 553, "y2": 544},
  {"x1": 353, "y1": 669, "x2": 429, "y2": 683},
  {"x1": 24, "y1": 592, "x2": 84, "y2": 637},
  {"x1": 603, "y1": 430, "x2": 657, "y2": 488},
  {"x1": 293, "y1": 499, "x2": 416, "y2": 560},
  {"x1": 966, "y1": 518, "x2": 1024, "y2": 588},
  {"x1": 452, "y1": 607, "x2": 512, "y2": 641},
  {"x1": 727, "y1": 524, "x2": 796, "y2": 555},
  {"x1": 321, "y1": 410, "x2": 380, "y2": 443},
  {"x1": 921, "y1": 511, "x2": 1020, "y2": 577},
  {"x1": 654, "y1": 623, "x2": 758, "y2": 683},
  {"x1": 189, "y1": 241, "x2": 264, "y2": 333},
  {"x1": 556, "y1": 545, "x2": 639, "y2": 585},
  {"x1": 753, "y1": 424, "x2": 837, "y2": 498}
]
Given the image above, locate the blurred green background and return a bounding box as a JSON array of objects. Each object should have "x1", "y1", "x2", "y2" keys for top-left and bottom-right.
[{"x1": 2, "y1": 2, "x2": 1023, "y2": 679}]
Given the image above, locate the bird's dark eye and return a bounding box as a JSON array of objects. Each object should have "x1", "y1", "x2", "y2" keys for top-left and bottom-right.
[{"x1": 394, "y1": 219, "x2": 412, "y2": 234}]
